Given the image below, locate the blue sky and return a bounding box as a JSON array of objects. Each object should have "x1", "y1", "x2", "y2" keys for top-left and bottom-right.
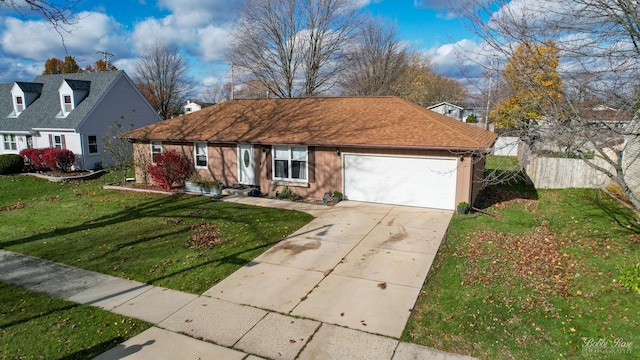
[{"x1": 0, "y1": 0, "x2": 487, "y2": 97}]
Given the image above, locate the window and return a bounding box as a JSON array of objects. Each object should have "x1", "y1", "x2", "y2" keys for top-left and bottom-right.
[
  {"x1": 88, "y1": 135, "x2": 98, "y2": 154},
  {"x1": 150, "y1": 141, "x2": 162, "y2": 161},
  {"x1": 194, "y1": 143, "x2": 207, "y2": 167},
  {"x1": 15, "y1": 97, "x2": 24, "y2": 113},
  {"x1": 3, "y1": 135, "x2": 17, "y2": 151},
  {"x1": 273, "y1": 146, "x2": 307, "y2": 181},
  {"x1": 63, "y1": 95, "x2": 72, "y2": 113},
  {"x1": 53, "y1": 135, "x2": 63, "y2": 149}
]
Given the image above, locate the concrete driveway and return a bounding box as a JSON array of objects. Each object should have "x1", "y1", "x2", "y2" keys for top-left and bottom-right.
[{"x1": 200, "y1": 200, "x2": 452, "y2": 338}]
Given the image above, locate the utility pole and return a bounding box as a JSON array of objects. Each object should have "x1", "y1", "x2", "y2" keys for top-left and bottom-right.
[
  {"x1": 95, "y1": 50, "x2": 114, "y2": 65},
  {"x1": 485, "y1": 55, "x2": 495, "y2": 131},
  {"x1": 231, "y1": 63, "x2": 235, "y2": 100}
]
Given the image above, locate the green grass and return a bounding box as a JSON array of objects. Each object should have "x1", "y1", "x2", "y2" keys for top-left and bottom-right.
[
  {"x1": 404, "y1": 183, "x2": 640, "y2": 358},
  {"x1": 0, "y1": 282, "x2": 151, "y2": 359},
  {"x1": 0, "y1": 174, "x2": 314, "y2": 294}
]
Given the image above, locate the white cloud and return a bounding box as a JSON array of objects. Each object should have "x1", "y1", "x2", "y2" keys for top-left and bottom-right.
[
  {"x1": 424, "y1": 38, "x2": 487, "y2": 78},
  {"x1": 156, "y1": 0, "x2": 238, "y2": 27},
  {"x1": 196, "y1": 25, "x2": 232, "y2": 62},
  {"x1": 0, "y1": 58, "x2": 41, "y2": 82},
  {"x1": 0, "y1": 12, "x2": 129, "y2": 65}
]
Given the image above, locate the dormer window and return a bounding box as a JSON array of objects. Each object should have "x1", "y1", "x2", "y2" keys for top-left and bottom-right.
[
  {"x1": 63, "y1": 95, "x2": 72, "y2": 113},
  {"x1": 58, "y1": 79, "x2": 90, "y2": 117},
  {"x1": 15, "y1": 96, "x2": 24, "y2": 113},
  {"x1": 10, "y1": 82, "x2": 42, "y2": 116}
]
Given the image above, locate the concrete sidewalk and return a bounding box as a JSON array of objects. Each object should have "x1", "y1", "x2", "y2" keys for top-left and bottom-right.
[{"x1": 0, "y1": 200, "x2": 476, "y2": 360}]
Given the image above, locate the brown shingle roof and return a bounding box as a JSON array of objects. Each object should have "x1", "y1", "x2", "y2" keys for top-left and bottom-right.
[{"x1": 125, "y1": 97, "x2": 497, "y2": 151}]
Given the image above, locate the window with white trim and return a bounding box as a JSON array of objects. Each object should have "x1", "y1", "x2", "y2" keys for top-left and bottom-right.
[
  {"x1": 88, "y1": 135, "x2": 98, "y2": 154},
  {"x1": 15, "y1": 96, "x2": 24, "y2": 114},
  {"x1": 53, "y1": 135, "x2": 63, "y2": 149},
  {"x1": 150, "y1": 141, "x2": 162, "y2": 161},
  {"x1": 194, "y1": 143, "x2": 207, "y2": 168},
  {"x1": 273, "y1": 146, "x2": 307, "y2": 181},
  {"x1": 63, "y1": 95, "x2": 72, "y2": 113},
  {"x1": 3, "y1": 134, "x2": 17, "y2": 151}
]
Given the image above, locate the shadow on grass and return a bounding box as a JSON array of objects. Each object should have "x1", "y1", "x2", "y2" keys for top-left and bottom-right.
[
  {"x1": 0, "y1": 300, "x2": 79, "y2": 329},
  {"x1": 477, "y1": 168, "x2": 539, "y2": 209},
  {"x1": 58, "y1": 337, "x2": 129, "y2": 360},
  {"x1": 594, "y1": 192, "x2": 640, "y2": 234},
  {"x1": 0, "y1": 194, "x2": 262, "y2": 250}
]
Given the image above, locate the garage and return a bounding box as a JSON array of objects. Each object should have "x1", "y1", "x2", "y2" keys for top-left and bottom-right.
[{"x1": 343, "y1": 154, "x2": 458, "y2": 210}]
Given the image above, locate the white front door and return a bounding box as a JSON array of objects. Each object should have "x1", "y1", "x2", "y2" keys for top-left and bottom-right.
[{"x1": 238, "y1": 145, "x2": 255, "y2": 185}]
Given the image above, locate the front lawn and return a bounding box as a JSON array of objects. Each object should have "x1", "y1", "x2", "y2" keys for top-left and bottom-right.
[
  {"x1": 0, "y1": 282, "x2": 150, "y2": 359},
  {"x1": 404, "y1": 169, "x2": 639, "y2": 358},
  {"x1": 0, "y1": 174, "x2": 313, "y2": 294}
]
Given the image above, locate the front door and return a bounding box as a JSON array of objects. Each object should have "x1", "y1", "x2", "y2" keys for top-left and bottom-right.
[{"x1": 238, "y1": 145, "x2": 255, "y2": 185}]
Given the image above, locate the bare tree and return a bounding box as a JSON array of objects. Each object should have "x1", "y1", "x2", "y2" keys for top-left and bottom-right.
[
  {"x1": 342, "y1": 15, "x2": 408, "y2": 96},
  {"x1": 459, "y1": 0, "x2": 640, "y2": 210},
  {"x1": 1, "y1": 0, "x2": 79, "y2": 30},
  {"x1": 133, "y1": 43, "x2": 191, "y2": 119},
  {"x1": 229, "y1": 0, "x2": 359, "y2": 98}
]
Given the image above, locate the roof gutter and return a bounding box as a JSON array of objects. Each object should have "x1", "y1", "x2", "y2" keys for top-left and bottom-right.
[
  {"x1": 32, "y1": 128, "x2": 77, "y2": 132},
  {"x1": 129, "y1": 137, "x2": 496, "y2": 153}
]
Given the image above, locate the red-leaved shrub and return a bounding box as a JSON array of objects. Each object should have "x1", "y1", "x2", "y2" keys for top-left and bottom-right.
[
  {"x1": 20, "y1": 148, "x2": 46, "y2": 171},
  {"x1": 146, "y1": 149, "x2": 193, "y2": 190},
  {"x1": 54, "y1": 149, "x2": 75, "y2": 172},
  {"x1": 41, "y1": 148, "x2": 75, "y2": 172}
]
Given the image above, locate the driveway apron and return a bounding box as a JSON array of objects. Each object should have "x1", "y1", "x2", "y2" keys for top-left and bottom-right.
[{"x1": 202, "y1": 201, "x2": 452, "y2": 338}]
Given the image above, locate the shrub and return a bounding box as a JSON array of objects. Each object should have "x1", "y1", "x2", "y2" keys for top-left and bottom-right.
[
  {"x1": 54, "y1": 149, "x2": 75, "y2": 172},
  {"x1": 20, "y1": 148, "x2": 46, "y2": 171},
  {"x1": 617, "y1": 263, "x2": 640, "y2": 293},
  {"x1": 0, "y1": 154, "x2": 24, "y2": 175},
  {"x1": 41, "y1": 148, "x2": 75, "y2": 172},
  {"x1": 146, "y1": 149, "x2": 193, "y2": 190},
  {"x1": 277, "y1": 186, "x2": 301, "y2": 201}
]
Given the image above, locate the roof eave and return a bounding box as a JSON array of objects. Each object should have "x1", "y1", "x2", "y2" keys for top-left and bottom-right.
[{"x1": 128, "y1": 136, "x2": 495, "y2": 153}]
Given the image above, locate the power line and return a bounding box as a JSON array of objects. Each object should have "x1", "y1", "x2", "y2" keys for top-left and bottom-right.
[{"x1": 95, "y1": 50, "x2": 114, "y2": 63}]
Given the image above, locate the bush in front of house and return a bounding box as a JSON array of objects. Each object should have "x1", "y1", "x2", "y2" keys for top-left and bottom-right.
[
  {"x1": 42, "y1": 148, "x2": 75, "y2": 172},
  {"x1": 147, "y1": 149, "x2": 194, "y2": 191},
  {"x1": 20, "y1": 148, "x2": 47, "y2": 171},
  {"x1": 0, "y1": 154, "x2": 24, "y2": 175}
]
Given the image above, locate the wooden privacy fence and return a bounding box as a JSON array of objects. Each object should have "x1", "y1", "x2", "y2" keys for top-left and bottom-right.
[{"x1": 525, "y1": 157, "x2": 613, "y2": 189}]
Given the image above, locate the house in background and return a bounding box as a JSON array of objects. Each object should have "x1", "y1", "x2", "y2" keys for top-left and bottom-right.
[
  {"x1": 427, "y1": 102, "x2": 485, "y2": 123},
  {"x1": 0, "y1": 71, "x2": 162, "y2": 169},
  {"x1": 184, "y1": 99, "x2": 215, "y2": 114},
  {"x1": 623, "y1": 113, "x2": 640, "y2": 201},
  {"x1": 126, "y1": 97, "x2": 497, "y2": 210}
]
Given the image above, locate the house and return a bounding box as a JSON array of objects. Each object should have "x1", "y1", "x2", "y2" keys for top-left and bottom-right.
[
  {"x1": 0, "y1": 71, "x2": 162, "y2": 169},
  {"x1": 184, "y1": 99, "x2": 215, "y2": 114},
  {"x1": 623, "y1": 112, "x2": 640, "y2": 201},
  {"x1": 125, "y1": 97, "x2": 497, "y2": 210},
  {"x1": 427, "y1": 102, "x2": 484, "y2": 123}
]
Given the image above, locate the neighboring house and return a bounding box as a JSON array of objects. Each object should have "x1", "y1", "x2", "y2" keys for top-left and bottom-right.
[
  {"x1": 623, "y1": 113, "x2": 640, "y2": 200},
  {"x1": 0, "y1": 71, "x2": 162, "y2": 169},
  {"x1": 126, "y1": 97, "x2": 497, "y2": 210},
  {"x1": 427, "y1": 102, "x2": 483, "y2": 123},
  {"x1": 184, "y1": 99, "x2": 215, "y2": 114}
]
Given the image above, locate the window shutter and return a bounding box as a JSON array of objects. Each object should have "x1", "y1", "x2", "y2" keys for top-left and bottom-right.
[
  {"x1": 48, "y1": 134, "x2": 53, "y2": 147},
  {"x1": 61, "y1": 135, "x2": 66, "y2": 149},
  {"x1": 308, "y1": 146, "x2": 315, "y2": 183},
  {"x1": 265, "y1": 145, "x2": 272, "y2": 178}
]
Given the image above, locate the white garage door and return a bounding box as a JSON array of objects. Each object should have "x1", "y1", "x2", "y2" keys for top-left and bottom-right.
[{"x1": 343, "y1": 154, "x2": 457, "y2": 209}]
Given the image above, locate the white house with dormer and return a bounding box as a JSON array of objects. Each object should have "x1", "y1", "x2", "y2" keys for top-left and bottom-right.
[
  {"x1": 183, "y1": 99, "x2": 215, "y2": 114},
  {"x1": 0, "y1": 71, "x2": 162, "y2": 169}
]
